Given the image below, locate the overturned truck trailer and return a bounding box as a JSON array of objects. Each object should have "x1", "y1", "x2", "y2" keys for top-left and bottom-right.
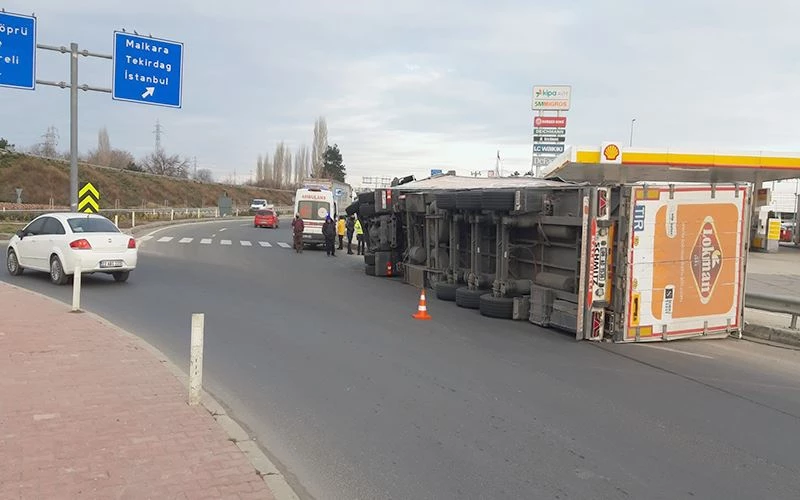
[{"x1": 353, "y1": 176, "x2": 750, "y2": 342}]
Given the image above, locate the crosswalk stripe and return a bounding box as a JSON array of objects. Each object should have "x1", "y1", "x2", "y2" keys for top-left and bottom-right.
[
  {"x1": 157, "y1": 236, "x2": 174, "y2": 243},
  {"x1": 221, "y1": 239, "x2": 232, "y2": 245},
  {"x1": 179, "y1": 237, "x2": 194, "y2": 243},
  {"x1": 139, "y1": 235, "x2": 153, "y2": 242},
  {"x1": 258, "y1": 241, "x2": 272, "y2": 247},
  {"x1": 240, "y1": 240, "x2": 252, "y2": 247},
  {"x1": 277, "y1": 242, "x2": 291, "y2": 248},
  {"x1": 200, "y1": 238, "x2": 212, "y2": 245}
]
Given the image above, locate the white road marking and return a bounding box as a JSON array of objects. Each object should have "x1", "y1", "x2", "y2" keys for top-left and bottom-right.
[
  {"x1": 277, "y1": 242, "x2": 292, "y2": 248},
  {"x1": 157, "y1": 236, "x2": 174, "y2": 243},
  {"x1": 258, "y1": 241, "x2": 272, "y2": 247},
  {"x1": 200, "y1": 238, "x2": 213, "y2": 245},
  {"x1": 636, "y1": 344, "x2": 714, "y2": 359},
  {"x1": 139, "y1": 235, "x2": 153, "y2": 242},
  {"x1": 241, "y1": 223, "x2": 250, "y2": 227},
  {"x1": 179, "y1": 237, "x2": 193, "y2": 244},
  {"x1": 219, "y1": 228, "x2": 227, "y2": 232},
  {"x1": 240, "y1": 240, "x2": 252, "y2": 247},
  {"x1": 221, "y1": 239, "x2": 232, "y2": 245}
]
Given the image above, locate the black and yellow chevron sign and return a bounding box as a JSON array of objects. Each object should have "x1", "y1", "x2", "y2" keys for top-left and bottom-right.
[{"x1": 78, "y1": 182, "x2": 100, "y2": 214}]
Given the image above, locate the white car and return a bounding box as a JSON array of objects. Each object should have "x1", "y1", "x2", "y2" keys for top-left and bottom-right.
[
  {"x1": 250, "y1": 199, "x2": 269, "y2": 212},
  {"x1": 5, "y1": 213, "x2": 138, "y2": 285}
]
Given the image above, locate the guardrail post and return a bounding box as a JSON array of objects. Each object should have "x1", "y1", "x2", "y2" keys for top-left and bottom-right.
[
  {"x1": 189, "y1": 313, "x2": 205, "y2": 405},
  {"x1": 171, "y1": 209, "x2": 174, "y2": 221},
  {"x1": 792, "y1": 315, "x2": 798, "y2": 330},
  {"x1": 131, "y1": 211, "x2": 136, "y2": 228},
  {"x1": 71, "y1": 265, "x2": 82, "y2": 312},
  {"x1": 114, "y1": 214, "x2": 119, "y2": 227},
  {"x1": 197, "y1": 208, "x2": 201, "y2": 219}
]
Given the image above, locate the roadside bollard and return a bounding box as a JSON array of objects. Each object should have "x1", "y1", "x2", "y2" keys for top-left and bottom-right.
[
  {"x1": 71, "y1": 264, "x2": 82, "y2": 312},
  {"x1": 171, "y1": 209, "x2": 174, "y2": 221},
  {"x1": 131, "y1": 211, "x2": 136, "y2": 228},
  {"x1": 189, "y1": 313, "x2": 205, "y2": 405},
  {"x1": 114, "y1": 214, "x2": 119, "y2": 227}
]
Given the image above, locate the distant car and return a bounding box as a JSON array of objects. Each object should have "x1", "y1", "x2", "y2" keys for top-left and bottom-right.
[
  {"x1": 780, "y1": 221, "x2": 795, "y2": 243},
  {"x1": 254, "y1": 209, "x2": 279, "y2": 229},
  {"x1": 5, "y1": 213, "x2": 138, "y2": 285},
  {"x1": 250, "y1": 199, "x2": 269, "y2": 212}
]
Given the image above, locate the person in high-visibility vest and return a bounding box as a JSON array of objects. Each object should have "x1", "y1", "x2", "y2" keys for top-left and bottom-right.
[
  {"x1": 337, "y1": 216, "x2": 346, "y2": 250},
  {"x1": 354, "y1": 217, "x2": 365, "y2": 255}
]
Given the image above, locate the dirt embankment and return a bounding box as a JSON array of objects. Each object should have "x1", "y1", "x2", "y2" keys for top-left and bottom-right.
[{"x1": 0, "y1": 153, "x2": 293, "y2": 209}]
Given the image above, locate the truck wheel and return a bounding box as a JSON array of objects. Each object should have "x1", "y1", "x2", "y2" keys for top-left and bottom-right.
[
  {"x1": 435, "y1": 282, "x2": 459, "y2": 301},
  {"x1": 481, "y1": 190, "x2": 516, "y2": 211},
  {"x1": 455, "y1": 287, "x2": 483, "y2": 309},
  {"x1": 365, "y1": 264, "x2": 376, "y2": 276},
  {"x1": 479, "y1": 294, "x2": 514, "y2": 319},
  {"x1": 456, "y1": 191, "x2": 482, "y2": 210},
  {"x1": 435, "y1": 192, "x2": 457, "y2": 210},
  {"x1": 359, "y1": 203, "x2": 375, "y2": 218}
]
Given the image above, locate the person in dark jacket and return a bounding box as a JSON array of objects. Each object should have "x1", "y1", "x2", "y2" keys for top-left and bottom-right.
[
  {"x1": 322, "y1": 215, "x2": 336, "y2": 256},
  {"x1": 291, "y1": 213, "x2": 305, "y2": 253},
  {"x1": 346, "y1": 215, "x2": 355, "y2": 255}
]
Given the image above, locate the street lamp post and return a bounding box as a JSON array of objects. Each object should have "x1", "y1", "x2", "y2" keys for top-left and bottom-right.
[{"x1": 630, "y1": 118, "x2": 637, "y2": 147}]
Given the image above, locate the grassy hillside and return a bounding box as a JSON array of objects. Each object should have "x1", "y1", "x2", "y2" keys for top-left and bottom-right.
[{"x1": 0, "y1": 152, "x2": 293, "y2": 209}]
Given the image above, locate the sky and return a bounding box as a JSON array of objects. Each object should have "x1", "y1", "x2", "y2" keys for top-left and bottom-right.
[{"x1": 2, "y1": 0, "x2": 800, "y2": 186}]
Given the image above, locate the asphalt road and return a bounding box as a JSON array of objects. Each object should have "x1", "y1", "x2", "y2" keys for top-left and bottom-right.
[{"x1": 3, "y1": 218, "x2": 800, "y2": 500}]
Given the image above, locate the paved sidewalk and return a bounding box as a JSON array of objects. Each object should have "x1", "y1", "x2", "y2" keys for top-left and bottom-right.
[{"x1": 0, "y1": 283, "x2": 274, "y2": 499}]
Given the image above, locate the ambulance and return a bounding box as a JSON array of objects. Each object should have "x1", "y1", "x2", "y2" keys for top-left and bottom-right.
[{"x1": 294, "y1": 187, "x2": 337, "y2": 247}]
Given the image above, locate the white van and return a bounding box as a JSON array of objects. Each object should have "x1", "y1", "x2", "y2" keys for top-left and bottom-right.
[{"x1": 294, "y1": 188, "x2": 336, "y2": 246}]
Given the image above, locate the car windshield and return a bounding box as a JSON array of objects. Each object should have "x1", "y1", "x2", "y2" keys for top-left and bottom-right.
[
  {"x1": 298, "y1": 201, "x2": 330, "y2": 220},
  {"x1": 252, "y1": 199, "x2": 267, "y2": 205},
  {"x1": 67, "y1": 217, "x2": 120, "y2": 233}
]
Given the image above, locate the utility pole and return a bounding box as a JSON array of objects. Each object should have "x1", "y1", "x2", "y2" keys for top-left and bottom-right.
[
  {"x1": 154, "y1": 119, "x2": 164, "y2": 153},
  {"x1": 495, "y1": 150, "x2": 501, "y2": 177},
  {"x1": 629, "y1": 118, "x2": 637, "y2": 147}
]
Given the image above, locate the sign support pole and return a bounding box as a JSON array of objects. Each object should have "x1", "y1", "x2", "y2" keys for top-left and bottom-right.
[{"x1": 35, "y1": 43, "x2": 112, "y2": 211}]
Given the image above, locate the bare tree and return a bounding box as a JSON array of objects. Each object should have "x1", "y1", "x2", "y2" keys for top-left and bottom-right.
[
  {"x1": 263, "y1": 153, "x2": 273, "y2": 184},
  {"x1": 141, "y1": 149, "x2": 190, "y2": 178},
  {"x1": 312, "y1": 117, "x2": 328, "y2": 178},
  {"x1": 194, "y1": 168, "x2": 214, "y2": 183},
  {"x1": 273, "y1": 143, "x2": 286, "y2": 188},
  {"x1": 257, "y1": 154, "x2": 264, "y2": 182},
  {"x1": 294, "y1": 144, "x2": 310, "y2": 185},
  {"x1": 97, "y1": 127, "x2": 112, "y2": 166}
]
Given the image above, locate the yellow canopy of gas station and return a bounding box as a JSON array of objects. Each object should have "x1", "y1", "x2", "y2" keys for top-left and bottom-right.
[{"x1": 543, "y1": 144, "x2": 800, "y2": 184}]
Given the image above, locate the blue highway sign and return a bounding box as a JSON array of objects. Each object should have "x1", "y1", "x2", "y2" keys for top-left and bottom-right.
[
  {"x1": 112, "y1": 31, "x2": 183, "y2": 108},
  {"x1": 0, "y1": 11, "x2": 36, "y2": 90}
]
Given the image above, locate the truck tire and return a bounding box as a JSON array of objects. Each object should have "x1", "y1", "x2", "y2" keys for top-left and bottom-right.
[
  {"x1": 481, "y1": 190, "x2": 516, "y2": 211},
  {"x1": 359, "y1": 203, "x2": 375, "y2": 218},
  {"x1": 455, "y1": 287, "x2": 483, "y2": 309},
  {"x1": 358, "y1": 191, "x2": 374, "y2": 204},
  {"x1": 365, "y1": 264, "x2": 376, "y2": 276},
  {"x1": 435, "y1": 192, "x2": 457, "y2": 210},
  {"x1": 479, "y1": 294, "x2": 514, "y2": 319},
  {"x1": 435, "y1": 282, "x2": 459, "y2": 301},
  {"x1": 456, "y1": 191, "x2": 482, "y2": 210},
  {"x1": 364, "y1": 253, "x2": 376, "y2": 266}
]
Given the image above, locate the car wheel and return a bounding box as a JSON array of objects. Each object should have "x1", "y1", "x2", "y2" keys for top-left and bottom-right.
[
  {"x1": 434, "y1": 281, "x2": 459, "y2": 301},
  {"x1": 113, "y1": 271, "x2": 130, "y2": 283},
  {"x1": 479, "y1": 294, "x2": 514, "y2": 319},
  {"x1": 6, "y1": 249, "x2": 23, "y2": 276},
  {"x1": 455, "y1": 287, "x2": 483, "y2": 309},
  {"x1": 50, "y1": 256, "x2": 68, "y2": 286}
]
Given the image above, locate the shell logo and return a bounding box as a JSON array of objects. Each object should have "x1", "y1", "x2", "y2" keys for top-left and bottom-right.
[{"x1": 603, "y1": 143, "x2": 620, "y2": 161}]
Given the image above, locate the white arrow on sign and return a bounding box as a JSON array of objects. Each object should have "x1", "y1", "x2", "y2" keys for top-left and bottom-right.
[{"x1": 141, "y1": 87, "x2": 155, "y2": 99}]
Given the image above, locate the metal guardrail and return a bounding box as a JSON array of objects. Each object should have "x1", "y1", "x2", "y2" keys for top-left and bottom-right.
[{"x1": 745, "y1": 292, "x2": 800, "y2": 329}]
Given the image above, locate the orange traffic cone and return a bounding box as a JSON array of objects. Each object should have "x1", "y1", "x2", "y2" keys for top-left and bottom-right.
[{"x1": 412, "y1": 289, "x2": 432, "y2": 320}]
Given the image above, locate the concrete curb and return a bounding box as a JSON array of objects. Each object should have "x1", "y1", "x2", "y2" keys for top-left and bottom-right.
[
  {"x1": 743, "y1": 321, "x2": 800, "y2": 348},
  {"x1": 0, "y1": 281, "x2": 302, "y2": 500}
]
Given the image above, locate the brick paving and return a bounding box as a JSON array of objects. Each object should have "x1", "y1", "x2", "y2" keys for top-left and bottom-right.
[{"x1": 0, "y1": 283, "x2": 274, "y2": 499}]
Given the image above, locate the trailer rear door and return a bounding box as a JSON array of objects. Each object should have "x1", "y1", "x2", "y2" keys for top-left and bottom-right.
[{"x1": 622, "y1": 184, "x2": 749, "y2": 341}]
